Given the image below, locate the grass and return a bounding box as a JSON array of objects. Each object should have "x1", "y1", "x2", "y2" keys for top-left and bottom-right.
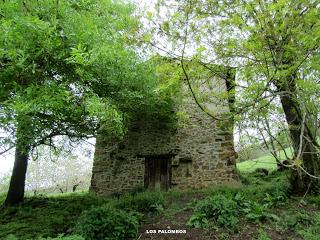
[
  {"x1": 237, "y1": 147, "x2": 293, "y2": 173},
  {"x1": 0, "y1": 190, "x2": 166, "y2": 240},
  {"x1": 0, "y1": 172, "x2": 320, "y2": 239},
  {"x1": 0, "y1": 192, "x2": 110, "y2": 239},
  {"x1": 1, "y1": 159, "x2": 320, "y2": 240}
]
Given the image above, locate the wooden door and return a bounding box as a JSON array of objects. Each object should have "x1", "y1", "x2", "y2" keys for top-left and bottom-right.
[{"x1": 145, "y1": 156, "x2": 170, "y2": 191}]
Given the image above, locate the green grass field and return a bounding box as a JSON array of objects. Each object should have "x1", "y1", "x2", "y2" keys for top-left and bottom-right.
[{"x1": 237, "y1": 147, "x2": 293, "y2": 173}]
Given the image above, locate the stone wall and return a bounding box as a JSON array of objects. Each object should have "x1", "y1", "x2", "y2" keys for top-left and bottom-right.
[{"x1": 90, "y1": 68, "x2": 239, "y2": 195}]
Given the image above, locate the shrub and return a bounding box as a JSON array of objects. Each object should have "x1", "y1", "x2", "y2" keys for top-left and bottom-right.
[
  {"x1": 308, "y1": 195, "x2": 320, "y2": 208},
  {"x1": 206, "y1": 186, "x2": 240, "y2": 199},
  {"x1": 242, "y1": 201, "x2": 279, "y2": 223},
  {"x1": 227, "y1": 191, "x2": 280, "y2": 223},
  {"x1": 262, "y1": 192, "x2": 287, "y2": 207},
  {"x1": 112, "y1": 191, "x2": 164, "y2": 213},
  {"x1": 39, "y1": 235, "x2": 85, "y2": 240},
  {"x1": 252, "y1": 168, "x2": 269, "y2": 177},
  {"x1": 257, "y1": 230, "x2": 271, "y2": 240},
  {"x1": 188, "y1": 195, "x2": 239, "y2": 231},
  {"x1": 186, "y1": 212, "x2": 209, "y2": 228},
  {"x1": 240, "y1": 173, "x2": 290, "y2": 202},
  {"x1": 74, "y1": 205, "x2": 140, "y2": 240},
  {"x1": 296, "y1": 212, "x2": 316, "y2": 226},
  {"x1": 132, "y1": 191, "x2": 164, "y2": 212},
  {"x1": 4, "y1": 235, "x2": 85, "y2": 240},
  {"x1": 4, "y1": 235, "x2": 18, "y2": 240},
  {"x1": 128, "y1": 185, "x2": 146, "y2": 196},
  {"x1": 297, "y1": 213, "x2": 320, "y2": 240}
]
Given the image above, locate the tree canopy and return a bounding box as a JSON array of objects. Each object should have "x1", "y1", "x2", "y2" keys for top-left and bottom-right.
[
  {"x1": 147, "y1": 0, "x2": 320, "y2": 192},
  {"x1": 0, "y1": 0, "x2": 172, "y2": 205}
]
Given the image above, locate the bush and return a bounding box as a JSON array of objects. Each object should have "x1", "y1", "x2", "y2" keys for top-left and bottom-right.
[
  {"x1": 186, "y1": 212, "x2": 209, "y2": 228},
  {"x1": 252, "y1": 168, "x2": 269, "y2": 177},
  {"x1": 74, "y1": 205, "x2": 140, "y2": 240},
  {"x1": 257, "y1": 230, "x2": 271, "y2": 240},
  {"x1": 39, "y1": 235, "x2": 85, "y2": 240},
  {"x1": 239, "y1": 171, "x2": 290, "y2": 202},
  {"x1": 308, "y1": 195, "x2": 320, "y2": 208},
  {"x1": 4, "y1": 235, "x2": 85, "y2": 240},
  {"x1": 187, "y1": 195, "x2": 239, "y2": 231},
  {"x1": 297, "y1": 213, "x2": 320, "y2": 240},
  {"x1": 4, "y1": 235, "x2": 18, "y2": 240},
  {"x1": 128, "y1": 185, "x2": 146, "y2": 196},
  {"x1": 132, "y1": 191, "x2": 164, "y2": 212},
  {"x1": 262, "y1": 192, "x2": 287, "y2": 207},
  {"x1": 241, "y1": 201, "x2": 279, "y2": 223},
  {"x1": 226, "y1": 191, "x2": 280, "y2": 223},
  {"x1": 112, "y1": 191, "x2": 164, "y2": 213},
  {"x1": 188, "y1": 184, "x2": 284, "y2": 231}
]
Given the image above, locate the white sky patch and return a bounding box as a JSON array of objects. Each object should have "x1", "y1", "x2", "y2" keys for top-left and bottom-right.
[{"x1": 0, "y1": 153, "x2": 14, "y2": 178}]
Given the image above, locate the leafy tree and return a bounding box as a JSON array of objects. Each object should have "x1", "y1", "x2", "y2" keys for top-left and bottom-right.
[
  {"x1": 0, "y1": 0, "x2": 158, "y2": 205},
  {"x1": 148, "y1": 0, "x2": 320, "y2": 192}
]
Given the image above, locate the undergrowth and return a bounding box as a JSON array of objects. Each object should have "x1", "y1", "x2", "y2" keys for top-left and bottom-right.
[
  {"x1": 0, "y1": 191, "x2": 164, "y2": 240},
  {"x1": 186, "y1": 170, "x2": 320, "y2": 239},
  {"x1": 1, "y1": 171, "x2": 320, "y2": 239}
]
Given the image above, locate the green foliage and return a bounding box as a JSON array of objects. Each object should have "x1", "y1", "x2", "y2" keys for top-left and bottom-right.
[
  {"x1": 112, "y1": 191, "x2": 165, "y2": 213},
  {"x1": 1, "y1": 172, "x2": 319, "y2": 239},
  {"x1": 207, "y1": 170, "x2": 290, "y2": 204},
  {"x1": 0, "y1": 0, "x2": 164, "y2": 152},
  {"x1": 187, "y1": 195, "x2": 239, "y2": 231},
  {"x1": 280, "y1": 210, "x2": 320, "y2": 240},
  {"x1": 242, "y1": 201, "x2": 279, "y2": 223},
  {"x1": 140, "y1": 55, "x2": 183, "y2": 127},
  {"x1": 237, "y1": 143, "x2": 265, "y2": 163},
  {"x1": 127, "y1": 185, "x2": 146, "y2": 196},
  {"x1": 2, "y1": 192, "x2": 162, "y2": 239},
  {"x1": 295, "y1": 213, "x2": 316, "y2": 227},
  {"x1": 187, "y1": 172, "x2": 291, "y2": 232},
  {"x1": 186, "y1": 212, "x2": 209, "y2": 228},
  {"x1": 257, "y1": 230, "x2": 271, "y2": 240},
  {"x1": 5, "y1": 233, "x2": 85, "y2": 240},
  {"x1": 307, "y1": 195, "x2": 320, "y2": 208},
  {"x1": 0, "y1": 192, "x2": 6, "y2": 204},
  {"x1": 38, "y1": 235, "x2": 85, "y2": 240},
  {"x1": 74, "y1": 204, "x2": 140, "y2": 240},
  {"x1": 152, "y1": 0, "x2": 320, "y2": 115},
  {"x1": 0, "y1": 193, "x2": 110, "y2": 239},
  {"x1": 237, "y1": 174, "x2": 287, "y2": 223},
  {"x1": 262, "y1": 192, "x2": 287, "y2": 207},
  {"x1": 218, "y1": 233, "x2": 230, "y2": 240},
  {"x1": 153, "y1": 0, "x2": 320, "y2": 193},
  {"x1": 3, "y1": 235, "x2": 18, "y2": 240},
  {"x1": 239, "y1": 171, "x2": 290, "y2": 202},
  {"x1": 297, "y1": 213, "x2": 320, "y2": 240}
]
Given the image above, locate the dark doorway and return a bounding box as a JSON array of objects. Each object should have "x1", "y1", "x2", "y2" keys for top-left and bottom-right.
[{"x1": 144, "y1": 156, "x2": 171, "y2": 191}]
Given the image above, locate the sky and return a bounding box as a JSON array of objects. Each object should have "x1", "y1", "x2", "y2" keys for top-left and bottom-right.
[
  {"x1": 0, "y1": 139, "x2": 95, "y2": 179},
  {"x1": 0, "y1": 153, "x2": 14, "y2": 177}
]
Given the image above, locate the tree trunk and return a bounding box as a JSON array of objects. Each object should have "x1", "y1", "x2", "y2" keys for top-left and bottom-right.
[
  {"x1": 4, "y1": 124, "x2": 30, "y2": 206},
  {"x1": 277, "y1": 75, "x2": 320, "y2": 194}
]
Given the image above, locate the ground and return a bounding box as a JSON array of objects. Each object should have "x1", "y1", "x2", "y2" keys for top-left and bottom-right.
[{"x1": 1, "y1": 170, "x2": 320, "y2": 240}]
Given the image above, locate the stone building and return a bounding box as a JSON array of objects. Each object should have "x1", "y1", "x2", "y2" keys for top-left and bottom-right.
[{"x1": 90, "y1": 63, "x2": 239, "y2": 195}]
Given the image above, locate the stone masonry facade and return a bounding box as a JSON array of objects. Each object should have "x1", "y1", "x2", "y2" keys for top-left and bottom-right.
[{"x1": 90, "y1": 65, "x2": 239, "y2": 195}]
